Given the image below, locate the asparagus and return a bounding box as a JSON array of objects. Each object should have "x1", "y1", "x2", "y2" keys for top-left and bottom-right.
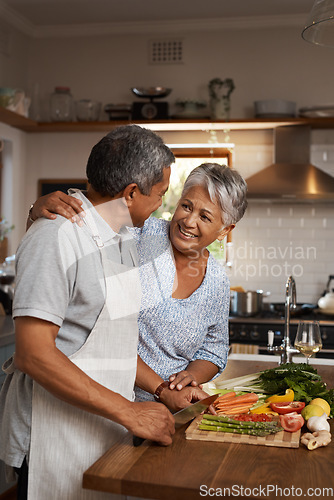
[
  {"x1": 198, "y1": 424, "x2": 274, "y2": 436},
  {"x1": 199, "y1": 415, "x2": 282, "y2": 436}
]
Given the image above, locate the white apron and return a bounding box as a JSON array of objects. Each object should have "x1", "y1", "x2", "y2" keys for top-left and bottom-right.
[{"x1": 28, "y1": 209, "x2": 141, "y2": 499}]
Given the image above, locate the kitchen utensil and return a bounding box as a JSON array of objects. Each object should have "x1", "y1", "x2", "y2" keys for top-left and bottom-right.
[
  {"x1": 75, "y1": 99, "x2": 101, "y2": 121},
  {"x1": 254, "y1": 99, "x2": 296, "y2": 118},
  {"x1": 269, "y1": 302, "x2": 317, "y2": 317},
  {"x1": 104, "y1": 103, "x2": 132, "y2": 120},
  {"x1": 230, "y1": 289, "x2": 270, "y2": 317},
  {"x1": 131, "y1": 87, "x2": 172, "y2": 100},
  {"x1": 186, "y1": 415, "x2": 301, "y2": 448},
  {"x1": 0, "y1": 88, "x2": 30, "y2": 117},
  {"x1": 131, "y1": 87, "x2": 172, "y2": 120},
  {"x1": 50, "y1": 86, "x2": 74, "y2": 122},
  {"x1": 133, "y1": 394, "x2": 219, "y2": 446},
  {"x1": 318, "y1": 275, "x2": 334, "y2": 313},
  {"x1": 299, "y1": 105, "x2": 334, "y2": 118},
  {"x1": 294, "y1": 320, "x2": 322, "y2": 364}
]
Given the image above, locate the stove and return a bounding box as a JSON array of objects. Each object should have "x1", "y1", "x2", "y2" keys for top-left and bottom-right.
[{"x1": 229, "y1": 304, "x2": 334, "y2": 359}]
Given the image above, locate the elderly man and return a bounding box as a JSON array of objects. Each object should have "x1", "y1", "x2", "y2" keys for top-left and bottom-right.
[{"x1": 0, "y1": 125, "x2": 207, "y2": 500}]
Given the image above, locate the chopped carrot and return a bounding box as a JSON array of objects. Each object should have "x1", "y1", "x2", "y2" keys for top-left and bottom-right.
[
  {"x1": 218, "y1": 407, "x2": 251, "y2": 415},
  {"x1": 214, "y1": 391, "x2": 236, "y2": 403},
  {"x1": 214, "y1": 393, "x2": 258, "y2": 408}
]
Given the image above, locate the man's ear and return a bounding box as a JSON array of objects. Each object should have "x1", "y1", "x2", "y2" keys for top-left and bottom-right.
[
  {"x1": 217, "y1": 224, "x2": 235, "y2": 241},
  {"x1": 123, "y1": 183, "x2": 139, "y2": 205}
]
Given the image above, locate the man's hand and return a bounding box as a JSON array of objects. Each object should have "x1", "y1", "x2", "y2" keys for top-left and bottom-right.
[
  {"x1": 124, "y1": 401, "x2": 175, "y2": 446},
  {"x1": 159, "y1": 385, "x2": 209, "y2": 413},
  {"x1": 30, "y1": 191, "x2": 85, "y2": 225}
]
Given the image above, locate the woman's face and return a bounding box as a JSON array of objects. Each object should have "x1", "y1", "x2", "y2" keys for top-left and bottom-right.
[{"x1": 169, "y1": 185, "x2": 234, "y2": 257}]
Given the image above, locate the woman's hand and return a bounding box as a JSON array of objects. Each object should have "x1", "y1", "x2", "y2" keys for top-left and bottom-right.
[
  {"x1": 169, "y1": 370, "x2": 202, "y2": 391},
  {"x1": 159, "y1": 385, "x2": 208, "y2": 413},
  {"x1": 30, "y1": 191, "x2": 85, "y2": 225}
]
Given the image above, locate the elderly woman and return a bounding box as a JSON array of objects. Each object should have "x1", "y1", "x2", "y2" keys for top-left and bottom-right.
[{"x1": 30, "y1": 163, "x2": 247, "y2": 401}]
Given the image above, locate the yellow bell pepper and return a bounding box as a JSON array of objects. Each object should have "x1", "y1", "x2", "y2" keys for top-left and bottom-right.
[
  {"x1": 265, "y1": 388, "x2": 294, "y2": 404},
  {"x1": 250, "y1": 403, "x2": 278, "y2": 415}
]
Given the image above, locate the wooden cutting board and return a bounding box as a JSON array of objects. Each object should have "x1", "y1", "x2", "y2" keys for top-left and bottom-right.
[{"x1": 186, "y1": 416, "x2": 300, "y2": 448}]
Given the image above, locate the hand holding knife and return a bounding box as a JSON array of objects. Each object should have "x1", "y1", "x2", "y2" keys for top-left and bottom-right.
[{"x1": 133, "y1": 394, "x2": 218, "y2": 446}]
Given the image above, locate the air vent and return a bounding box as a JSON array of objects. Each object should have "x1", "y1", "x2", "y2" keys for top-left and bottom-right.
[{"x1": 149, "y1": 39, "x2": 184, "y2": 65}]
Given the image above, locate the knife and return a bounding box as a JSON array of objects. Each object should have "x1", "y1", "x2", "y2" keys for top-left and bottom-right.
[{"x1": 133, "y1": 394, "x2": 219, "y2": 447}]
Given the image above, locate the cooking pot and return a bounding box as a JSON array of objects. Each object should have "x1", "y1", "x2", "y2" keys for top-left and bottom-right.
[
  {"x1": 230, "y1": 289, "x2": 269, "y2": 317},
  {"x1": 318, "y1": 275, "x2": 334, "y2": 314}
]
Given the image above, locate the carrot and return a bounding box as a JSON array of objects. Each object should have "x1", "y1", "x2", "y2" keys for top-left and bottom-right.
[
  {"x1": 215, "y1": 405, "x2": 254, "y2": 414},
  {"x1": 214, "y1": 392, "x2": 236, "y2": 403},
  {"x1": 214, "y1": 393, "x2": 258, "y2": 408},
  {"x1": 217, "y1": 406, "x2": 251, "y2": 415},
  {"x1": 216, "y1": 402, "x2": 254, "y2": 411}
]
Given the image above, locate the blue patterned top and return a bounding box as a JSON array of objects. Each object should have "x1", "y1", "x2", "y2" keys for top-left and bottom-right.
[{"x1": 131, "y1": 218, "x2": 230, "y2": 402}]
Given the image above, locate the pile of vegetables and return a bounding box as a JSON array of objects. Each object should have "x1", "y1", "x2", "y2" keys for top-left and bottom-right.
[
  {"x1": 213, "y1": 391, "x2": 259, "y2": 415},
  {"x1": 214, "y1": 363, "x2": 334, "y2": 418},
  {"x1": 199, "y1": 414, "x2": 282, "y2": 437}
]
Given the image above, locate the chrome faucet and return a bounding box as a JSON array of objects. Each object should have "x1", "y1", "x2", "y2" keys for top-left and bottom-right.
[{"x1": 267, "y1": 275, "x2": 300, "y2": 364}]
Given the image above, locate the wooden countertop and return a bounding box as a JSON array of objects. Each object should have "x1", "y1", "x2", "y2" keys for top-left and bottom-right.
[{"x1": 83, "y1": 359, "x2": 334, "y2": 499}]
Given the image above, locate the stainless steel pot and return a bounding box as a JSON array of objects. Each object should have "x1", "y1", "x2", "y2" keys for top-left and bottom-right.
[{"x1": 230, "y1": 290, "x2": 268, "y2": 317}]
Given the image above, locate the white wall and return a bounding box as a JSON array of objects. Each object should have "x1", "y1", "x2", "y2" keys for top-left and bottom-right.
[
  {"x1": 26, "y1": 25, "x2": 334, "y2": 120},
  {"x1": 1, "y1": 18, "x2": 334, "y2": 302}
]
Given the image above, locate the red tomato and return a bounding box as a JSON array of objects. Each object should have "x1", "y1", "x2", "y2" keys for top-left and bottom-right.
[
  {"x1": 279, "y1": 412, "x2": 304, "y2": 432},
  {"x1": 270, "y1": 401, "x2": 305, "y2": 415}
]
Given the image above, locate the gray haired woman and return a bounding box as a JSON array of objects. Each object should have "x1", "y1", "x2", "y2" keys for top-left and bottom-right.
[{"x1": 29, "y1": 162, "x2": 248, "y2": 400}]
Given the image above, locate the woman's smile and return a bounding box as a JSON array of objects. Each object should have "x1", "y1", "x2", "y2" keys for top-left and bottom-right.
[{"x1": 178, "y1": 224, "x2": 198, "y2": 239}]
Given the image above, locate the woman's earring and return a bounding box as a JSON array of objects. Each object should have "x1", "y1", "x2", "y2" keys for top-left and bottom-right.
[{"x1": 220, "y1": 240, "x2": 224, "y2": 251}]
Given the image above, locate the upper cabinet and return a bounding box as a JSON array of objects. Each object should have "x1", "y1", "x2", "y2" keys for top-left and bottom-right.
[{"x1": 2, "y1": 106, "x2": 334, "y2": 133}]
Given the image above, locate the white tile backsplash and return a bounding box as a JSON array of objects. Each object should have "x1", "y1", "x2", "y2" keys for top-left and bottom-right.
[{"x1": 229, "y1": 144, "x2": 334, "y2": 304}]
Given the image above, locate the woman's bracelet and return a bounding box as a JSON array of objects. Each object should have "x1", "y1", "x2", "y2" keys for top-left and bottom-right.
[{"x1": 153, "y1": 381, "x2": 169, "y2": 401}]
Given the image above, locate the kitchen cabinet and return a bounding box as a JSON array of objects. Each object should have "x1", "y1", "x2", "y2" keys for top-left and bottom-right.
[{"x1": 2, "y1": 107, "x2": 334, "y2": 133}]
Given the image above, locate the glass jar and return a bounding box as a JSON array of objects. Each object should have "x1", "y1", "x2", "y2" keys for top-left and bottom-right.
[{"x1": 50, "y1": 86, "x2": 74, "y2": 122}]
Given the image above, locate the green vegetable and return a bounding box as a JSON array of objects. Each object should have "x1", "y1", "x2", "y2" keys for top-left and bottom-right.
[
  {"x1": 215, "y1": 363, "x2": 334, "y2": 418},
  {"x1": 199, "y1": 415, "x2": 281, "y2": 436}
]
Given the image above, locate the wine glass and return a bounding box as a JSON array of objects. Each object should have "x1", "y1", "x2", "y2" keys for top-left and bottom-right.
[{"x1": 294, "y1": 320, "x2": 322, "y2": 364}]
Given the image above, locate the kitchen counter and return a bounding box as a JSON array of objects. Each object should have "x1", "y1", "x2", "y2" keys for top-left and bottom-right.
[
  {"x1": 0, "y1": 316, "x2": 14, "y2": 348},
  {"x1": 83, "y1": 359, "x2": 334, "y2": 499},
  {"x1": 228, "y1": 353, "x2": 334, "y2": 365}
]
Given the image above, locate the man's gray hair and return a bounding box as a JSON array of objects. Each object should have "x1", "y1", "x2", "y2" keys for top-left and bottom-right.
[
  {"x1": 86, "y1": 125, "x2": 175, "y2": 197},
  {"x1": 181, "y1": 163, "x2": 248, "y2": 226}
]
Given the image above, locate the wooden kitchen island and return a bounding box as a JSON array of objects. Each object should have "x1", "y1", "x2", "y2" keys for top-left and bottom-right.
[{"x1": 83, "y1": 359, "x2": 334, "y2": 499}]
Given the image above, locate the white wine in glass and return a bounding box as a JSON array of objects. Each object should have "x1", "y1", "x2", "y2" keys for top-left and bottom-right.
[{"x1": 294, "y1": 320, "x2": 322, "y2": 364}]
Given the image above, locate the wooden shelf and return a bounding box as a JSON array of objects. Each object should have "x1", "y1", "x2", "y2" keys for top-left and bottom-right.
[{"x1": 2, "y1": 107, "x2": 334, "y2": 133}]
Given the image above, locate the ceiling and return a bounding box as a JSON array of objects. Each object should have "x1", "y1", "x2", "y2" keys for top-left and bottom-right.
[{"x1": 0, "y1": 0, "x2": 315, "y2": 30}]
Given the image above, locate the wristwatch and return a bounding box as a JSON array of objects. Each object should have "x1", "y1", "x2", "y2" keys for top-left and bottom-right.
[{"x1": 153, "y1": 381, "x2": 169, "y2": 401}]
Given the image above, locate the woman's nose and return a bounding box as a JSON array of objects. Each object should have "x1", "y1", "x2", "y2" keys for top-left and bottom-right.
[{"x1": 184, "y1": 212, "x2": 197, "y2": 227}]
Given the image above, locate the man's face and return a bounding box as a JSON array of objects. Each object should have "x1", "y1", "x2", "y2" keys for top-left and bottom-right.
[{"x1": 129, "y1": 166, "x2": 171, "y2": 227}]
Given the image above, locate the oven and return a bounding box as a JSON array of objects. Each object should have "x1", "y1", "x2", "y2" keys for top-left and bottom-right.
[{"x1": 229, "y1": 304, "x2": 334, "y2": 359}]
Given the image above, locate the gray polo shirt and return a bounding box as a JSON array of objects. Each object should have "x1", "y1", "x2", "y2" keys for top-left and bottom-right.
[{"x1": 0, "y1": 192, "x2": 136, "y2": 468}]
